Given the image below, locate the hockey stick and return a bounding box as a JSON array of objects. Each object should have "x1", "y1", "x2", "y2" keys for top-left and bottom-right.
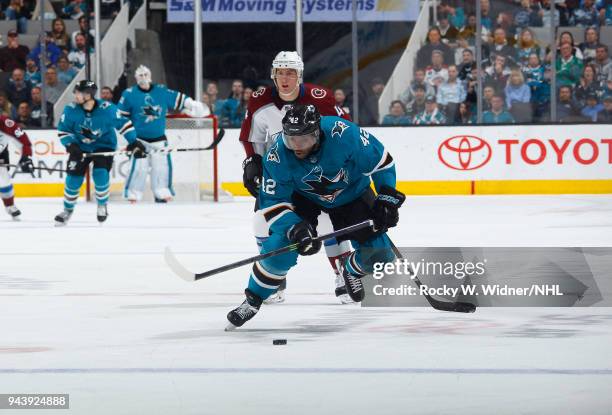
[
  {"x1": 165, "y1": 219, "x2": 374, "y2": 282},
  {"x1": 0, "y1": 163, "x2": 68, "y2": 173},
  {"x1": 389, "y1": 240, "x2": 476, "y2": 313},
  {"x1": 86, "y1": 127, "x2": 225, "y2": 157}
]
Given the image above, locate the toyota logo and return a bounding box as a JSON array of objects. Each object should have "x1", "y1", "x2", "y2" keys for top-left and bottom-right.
[{"x1": 438, "y1": 135, "x2": 492, "y2": 171}]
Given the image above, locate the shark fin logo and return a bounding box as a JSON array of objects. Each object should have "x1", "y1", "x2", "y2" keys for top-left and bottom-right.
[
  {"x1": 331, "y1": 121, "x2": 349, "y2": 139},
  {"x1": 141, "y1": 95, "x2": 162, "y2": 123},
  {"x1": 301, "y1": 166, "x2": 349, "y2": 203},
  {"x1": 79, "y1": 118, "x2": 101, "y2": 144}
]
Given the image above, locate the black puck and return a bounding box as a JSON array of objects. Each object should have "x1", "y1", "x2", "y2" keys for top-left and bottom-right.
[{"x1": 272, "y1": 339, "x2": 287, "y2": 345}]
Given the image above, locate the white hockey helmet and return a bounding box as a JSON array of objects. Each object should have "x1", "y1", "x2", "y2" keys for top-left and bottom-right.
[
  {"x1": 135, "y1": 65, "x2": 152, "y2": 88},
  {"x1": 270, "y1": 51, "x2": 304, "y2": 83}
]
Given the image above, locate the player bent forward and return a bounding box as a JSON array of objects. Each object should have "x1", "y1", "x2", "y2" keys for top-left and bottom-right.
[
  {"x1": 54, "y1": 80, "x2": 146, "y2": 226},
  {"x1": 227, "y1": 105, "x2": 405, "y2": 329}
]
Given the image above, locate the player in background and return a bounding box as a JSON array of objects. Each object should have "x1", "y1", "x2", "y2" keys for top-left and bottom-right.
[
  {"x1": 0, "y1": 115, "x2": 34, "y2": 220},
  {"x1": 240, "y1": 51, "x2": 353, "y2": 304},
  {"x1": 227, "y1": 105, "x2": 405, "y2": 328},
  {"x1": 119, "y1": 65, "x2": 208, "y2": 203},
  {"x1": 55, "y1": 80, "x2": 146, "y2": 226}
]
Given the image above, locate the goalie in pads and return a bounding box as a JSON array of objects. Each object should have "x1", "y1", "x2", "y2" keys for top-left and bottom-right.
[{"x1": 119, "y1": 65, "x2": 208, "y2": 203}]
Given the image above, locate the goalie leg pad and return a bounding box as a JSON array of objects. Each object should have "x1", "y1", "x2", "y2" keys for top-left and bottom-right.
[
  {"x1": 123, "y1": 153, "x2": 150, "y2": 201},
  {"x1": 149, "y1": 141, "x2": 174, "y2": 200}
]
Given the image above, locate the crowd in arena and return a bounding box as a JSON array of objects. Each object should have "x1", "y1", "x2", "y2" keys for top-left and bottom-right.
[{"x1": 379, "y1": 0, "x2": 612, "y2": 125}]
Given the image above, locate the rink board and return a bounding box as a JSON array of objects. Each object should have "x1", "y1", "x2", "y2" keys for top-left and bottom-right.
[{"x1": 9, "y1": 124, "x2": 612, "y2": 196}]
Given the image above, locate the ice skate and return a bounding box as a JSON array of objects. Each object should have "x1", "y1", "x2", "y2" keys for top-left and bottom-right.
[
  {"x1": 97, "y1": 205, "x2": 108, "y2": 223},
  {"x1": 336, "y1": 258, "x2": 364, "y2": 303},
  {"x1": 5, "y1": 205, "x2": 21, "y2": 221},
  {"x1": 263, "y1": 288, "x2": 286, "y2": 304},
  {"x1": 334, "y1": 273, "x2": 354, "y2": 304},
  {"x1": 226, "y1": 289, "x2": 263, "y2": 330},
  {"x1": 54, "y1": 209, "x2": 73, "y2": 226}
]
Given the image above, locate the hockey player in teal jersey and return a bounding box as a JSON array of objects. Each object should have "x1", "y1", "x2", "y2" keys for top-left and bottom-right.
[
  {"x1": 118, "y1": 65, "x2": 207, "y2": 203},
  {"x1": 227, "y1": 104, "x2": 405, "y2": 329},
  {"x1": 54, "y1": 80, "x2": 146, "y2": 226}
]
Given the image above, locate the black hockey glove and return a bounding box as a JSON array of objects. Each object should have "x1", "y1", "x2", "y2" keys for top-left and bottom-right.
[
  {"x1": 18, "y1": 155, "x2": 34, "y2": 173},
  {"x1": 127, "y1": 140, "x2": 147, "y2": 159},
  {"x1": 66, "y1": 143, "x2": 83, "y2": 161},
  {"x1": 372, "y1": 186, "x2": 406, "y2": 232},
  {"x1": 288, "y1": 221, "x2": 322, "y2": 256},
  {"x1": 242, "y1": 154, "x2": 263, "y2": 198}
]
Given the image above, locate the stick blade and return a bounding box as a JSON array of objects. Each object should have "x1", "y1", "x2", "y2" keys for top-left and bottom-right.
[{"x1": 164, "y1": 247, "x2": 196, "y2": 282}]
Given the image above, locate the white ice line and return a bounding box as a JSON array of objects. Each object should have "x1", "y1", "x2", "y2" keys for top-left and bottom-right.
[{"x1": 0, "y1": 368, "x2": 611, "y2": 375}]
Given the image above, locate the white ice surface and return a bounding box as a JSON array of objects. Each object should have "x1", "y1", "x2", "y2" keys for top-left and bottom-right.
[{"x1": 1, "y1": 195, "x2": 611, "y2": 415}]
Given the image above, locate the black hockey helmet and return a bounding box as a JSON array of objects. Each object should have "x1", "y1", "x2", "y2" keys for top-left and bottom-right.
[
  {"x1": 74, "y1": 80, "x2": 97, "y2": 97},
  {"x1": 281, "y1": 104, "x2": 321, "y2": 153}
]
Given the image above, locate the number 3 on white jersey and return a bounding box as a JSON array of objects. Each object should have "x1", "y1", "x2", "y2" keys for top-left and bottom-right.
[{"x1": 263, "y1": 179, "x2": 276, "y2": 195}]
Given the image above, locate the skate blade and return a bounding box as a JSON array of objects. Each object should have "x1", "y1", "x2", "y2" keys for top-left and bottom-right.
[
  {"x1": 224, "y1": 323, "x2": 238, "y2": 332},
  {"x1": 54, "y1": 221, "x2": 67, "y2": 227},
  {"x1": 338, "y1": 294, "x2": 355, "y2": 304},
  {"x1": 11, "y1": 216, "x2": 21, "y2": 222}
]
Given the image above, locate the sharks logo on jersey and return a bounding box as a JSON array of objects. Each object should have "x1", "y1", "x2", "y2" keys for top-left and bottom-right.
[
  {"x1": 79, "y1": 117, "x2": 102, "y2": 144},
  {"x1": 301, "y1": 166, "x2": 349, "y2": 203},
  {"x1": 331, "y1": 121, "x2": 349, "y2": 138},
  {"x1": 140, "y1": 95, "x2": 162, "y2": 123}
]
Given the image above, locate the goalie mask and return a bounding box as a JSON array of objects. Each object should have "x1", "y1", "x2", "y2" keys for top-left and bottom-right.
[
  {"x1": 135, "y1": 65, "x2": 152, "y2": 89},
  {"x1": 271, "y1": 51, "x2": 304, "y2": 97},
  {"x1": 281, "y1": 104, "x2": 320, "y2": 157}
]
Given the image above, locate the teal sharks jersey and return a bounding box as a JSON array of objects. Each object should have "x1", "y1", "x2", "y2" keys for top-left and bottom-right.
[
  {"x1": 118, "y1": 84, "x2": 186, "y2": 140},
  {"x1": 57, "y1": 99, "x2": 137, "y2": 152},
  {"x1": 259, "y1": 116, "x2": 396, "y2": 234}
]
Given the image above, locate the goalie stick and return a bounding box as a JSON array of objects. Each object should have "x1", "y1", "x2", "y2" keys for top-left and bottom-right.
[
  {"x1": 86, "y1": 127, "x2": 225, "y2": 157},
  {"x1": 165, "y1": 220, "x2": 374, "y2": 282},
  {"x1": 389, "y1": 241, "x2": 476, "y2": 313}
]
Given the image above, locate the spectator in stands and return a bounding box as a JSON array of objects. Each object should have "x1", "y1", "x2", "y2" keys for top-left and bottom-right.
[
  {"x1": 28, "y1": 32, "x2": 62, "y2": 68},
  {"x1": 334, "y1": 88, "x2": 351, "y2": 116},
  {"x1": 68, "y1": 33, "x2": 93, "y2": 69},
  {"x1": 71, "y1": 16, "x2": 95, "y2": 50},
  {"x1": 570, "y1": 0, "x2": 599, "y2": 26},
  {"x1": 63, "y1": 0, "x2": 88, "y2": 19},
  {"x1": 556, "y1": 85, "x2": 582, "y2": 122},
  {"x1": 556, "y1": 42, "x2": 584, "y2": 86},
  {"x1": 524, "y1": 53, "x2": 550, "y2": 119},
  {"x1": 100, "y1": 86, "x2": 114, "y2": 102},
  {"x1": 29, "y1": 86, "x2": 53, "y2": 126},
  {"x1": 51, "y1": 18, "x2": 71, "y2": 50},
  {"x1": 413, "y1": 96, "x2": 447, "y2": 125},
  {"x1": 458, "y1": 48, "x2": 475, "y2": 81},
  {"x1": 5, "y1": 0, "x2": 32, "y2": 34},
  {"x1": 485, "y1": 55, "x2": 512, "y2": 91},
  {"x1": 483, "y1": 95, "x2": 515, "y2": 123},
  {"x1": 15, "y1": 101, "x2": 34, "y2": 127},
  {"x1": 0, "y1": 30, "x2": 29, "y2": 72},
  {"x1": 482, "y1": 84, "x2": 496, "y2": 111},
  {"x1": 455, "y1": 101, "x2": 476, "y2": 124},
  {"x1": 516, "y1": 28, "x2": 541, "y2": 69},
  {"x1": 405, "y1": 84, "x2": 428, "y2": 119},
  {"x1": 24, "y1": 58, "x2": 41, "y2": 87},
  {"x1": 0, "y1": 92, "x2": 15, "y2": 118},
  {"x1": 581, "y1": 93, "x2": 603, "y2": 121},
  {"x1": 489, "y1": 27, "x2": 518, "y2": 68},
  {"x1": 6, "y1": 68, "x2": 31, "y2": 106},
  {"x1": 459, "y1": 13, "x2": 477, "y2": 44},
  {"x1": 551, "y1": 32, "x2": 584, "y2": 61},
  {"x1": 438, "y1": 1, "x2": 465, "y2": 29},
  {"x1": 360, "y1": 77, "x2": 385, "y2": 125},
  {"x1": 416, "y1": 27, "x2": 454, "y2": 69},
  {"x1": 425, "y1": 50, "x2": 449, "y2": 88},
  {"x1": 56, "y1": 56, "x2": 77, "y2": 84},
  {"x1": 400, "y1": 68, "x2": 435, "y2": 106},
  {"x1": 454, "y1": 35, "x2": 475, "y2": 66},
  {"x1": 481, "y1": 0, "x2": 493, "y2": 32},
  {"x1": 604, "y1": 75, "x2": 612, "y2": 99},
  {"x1": 594, "y1": 45, "x2": 612, "y2": 84},
  {"x1": 220, "y1": 79, "x2": 244, "y2": 127},
  {"x1": 505, "y1": 69, "x2": 531, "y2": 109},
  {"x1": 205, "y1": 81, "x2": 221, "y2": 115},
  {"x1": 236, "y1": 86, "x2": 252, "y2": 123},
  {"x1": 42, "y1": 66, "x2": 66, "y2": 104},
  {"x1": 575, "y1": 63, "x2": 604, "y2": 105},
  {"x1": 464, "y1": 67, "x2": 479, "y2": 108},
  {"x1": 537, "y1": 0, "x2": 562, "y2": 26},
  {"x1": 436, "y1": 65, "x2": 466, "y2": 119},
  {"x1": 382, "y1": 100, "x2": 411, "y2": 126},
  {"x1": 438, "y1": 13, "x2": 459, "y2": 47},
  {"x1": 514, "y1": 0, "x2": 542, "y2": 28},
  {"x1": 603, "y1": 0, "x2": 612, "y2": 25},
  {"x1": 579, "y1": 27, "x2": 600, "y2": 64},
  {"x1": 597, "y1": 95, "x2": 612, "y2": 122}
]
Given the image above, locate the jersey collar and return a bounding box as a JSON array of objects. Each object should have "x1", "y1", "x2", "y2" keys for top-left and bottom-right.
[
  {"x1": 272, "y1": 84, "x2": 305, "y2": 109},
  {"x1": 137, "y1": 84, "x2": 155, "y2": 93}
]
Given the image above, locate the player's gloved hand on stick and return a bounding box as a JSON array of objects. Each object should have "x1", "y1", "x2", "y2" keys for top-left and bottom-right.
[
  {"x1": 66, "y1": 143, "x2": 83, "y2": 161},
  {"x1": 127, "y1": 140, "x2": 147, "y2": 159},
  {"x1": 288, "y1": 221, "x2": 322, "y2": 256},
  {"x1": 372, "y1": 186, "x2": 406, "y2": 232},
  {"x1": 18, "y1": 155, "x2": 34, "y2": 173},
  {"x1": 242, "y1": 154, "x2": 263, "y2": 197}
]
